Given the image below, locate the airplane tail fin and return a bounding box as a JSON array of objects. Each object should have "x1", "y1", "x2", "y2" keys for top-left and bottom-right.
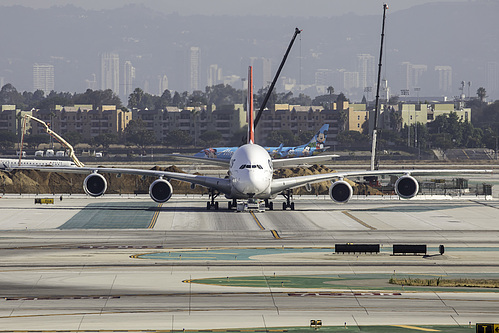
[
  {"x1": 247, "y1": 66, "x2": 254, "y2": 144},
  {"x1": 301, "y1": 124, "x2": 329, "y2": 149}
]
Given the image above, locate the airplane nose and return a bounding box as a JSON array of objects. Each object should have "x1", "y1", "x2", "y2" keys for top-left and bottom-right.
[{"x1": 235, "y1": 171, "x2": 269, "y2": 196}]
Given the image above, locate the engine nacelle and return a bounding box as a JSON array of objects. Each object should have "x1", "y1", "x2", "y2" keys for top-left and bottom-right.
[
  {"x1": 149, "y1": 179, "x2": 173, "y2": 203},
  {"x1": 329, "y1": 180, "x2": 353, "y2": 204},
  {"x1": 83, "y1": 173, "x2": 107, "y2": 197},
  {"x1": 395, "y1": 175, "x2": 419, "y2": 199}
]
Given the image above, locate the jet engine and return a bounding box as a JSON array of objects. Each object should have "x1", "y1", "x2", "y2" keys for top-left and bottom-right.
[
  {"x1": 149, "y1": 179, "x2": 173, "y2": 203},
  {"x1": 83, "y1": 173, "x2": 107, "y2": 197},
  {"x1": 329, "y1": 180, "x2": 353, "y2": 204},
  {"x1": 395, "y1": 175, "x2": 419, "y2": 199}
]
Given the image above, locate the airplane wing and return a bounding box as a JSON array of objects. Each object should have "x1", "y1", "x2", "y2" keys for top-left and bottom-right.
[
  {"x1": 270, "y1": 168, "x2": 493, "y2": 195},
  {"x1": 6, "y1": 165, "x2": 232, "y2": 194},
  {"x1": 167, "y1": 154, "x2": 230, "y2": 166},
  {"x1": 272, "y1": 154, "x2": 339, "y2": 168}
]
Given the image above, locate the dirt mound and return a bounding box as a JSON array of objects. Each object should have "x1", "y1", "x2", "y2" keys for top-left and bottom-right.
[{"x1": 0, "y1": 164, "x2": 381, "y2": 196}]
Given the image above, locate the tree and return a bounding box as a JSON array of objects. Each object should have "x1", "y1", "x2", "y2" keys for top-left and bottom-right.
[
  {"x1": 92, "y1": 133, "x2": 118, "y2": 149},
  {"x1": 336, "y1": 130, "x2": 370, "y2": 147},
  {"x1": 0, "y1": 130, "x2": 17, "y2": 150},
  {"x1": 199, "y1": 130, "x2": 222, "y2": 147},
  {"x1": 24, "y1": 134, "x2": 50, "y2": 149},
  {"x1": 327, "y1": 86, "x2": 334, "y2": 95},
  {"x1": 477, "y1": 87, "x2": 487, "y2": 103},
  {"x1": 164, "y1": 129, "x2": 193, "y2": 148},
  {"x1": 123, "y1": 119, "x2": 157, "y2": 148}
]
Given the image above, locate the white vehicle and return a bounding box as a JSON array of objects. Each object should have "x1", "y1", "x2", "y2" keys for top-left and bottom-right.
[
  {"x1": 7, "y1": 67, "x2": 493, "y2": 211},
  {"x1": 45, "y1": 149, "x2": 54, "y2": 157},
  {"x1": 56, "y1": 151, "x2": 66, "y2": 157},
  {"x1": 34, "y1": 150, "x2": 44, "y2": 157}
]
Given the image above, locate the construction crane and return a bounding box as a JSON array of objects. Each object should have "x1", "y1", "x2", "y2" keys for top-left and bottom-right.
[{"x1": 19, "y1": 114, "x2": 85, "y2": 167}]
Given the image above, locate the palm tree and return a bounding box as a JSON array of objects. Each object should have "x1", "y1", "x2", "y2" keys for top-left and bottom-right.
[{"x1": 477, "y1": 87, "x2": 487, "y2": 103}]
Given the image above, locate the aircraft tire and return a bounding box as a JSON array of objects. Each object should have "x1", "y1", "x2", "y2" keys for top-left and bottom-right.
[
  {"x1": 282, "y1": 202, "x2": 287, "y2": 210},
  {"x1": 290, "y1": 202, "x2": 295, "y2": 210},
  {"x1": 206, "y1": 202, "x2": 211, "y2": 210}
]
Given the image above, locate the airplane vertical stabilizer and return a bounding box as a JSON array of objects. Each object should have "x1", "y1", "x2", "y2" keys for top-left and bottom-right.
[{"x1": 247, "y1": 66, "x2": 254, "y2": 144}]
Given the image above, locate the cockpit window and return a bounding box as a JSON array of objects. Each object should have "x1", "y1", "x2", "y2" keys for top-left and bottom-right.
[{"x1": 239, "y1": 164, "x2": 263, "y2": 169}]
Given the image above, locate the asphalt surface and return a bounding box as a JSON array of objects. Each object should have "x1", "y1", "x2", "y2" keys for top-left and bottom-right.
[{"x1": 0, "y1": 194, "x2": 499, "y2": 331}]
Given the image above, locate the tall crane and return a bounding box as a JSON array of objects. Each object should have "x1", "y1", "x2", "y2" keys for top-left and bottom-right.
[{"x1": 19, "y1": 114, "x2": 85, "y2": 167}]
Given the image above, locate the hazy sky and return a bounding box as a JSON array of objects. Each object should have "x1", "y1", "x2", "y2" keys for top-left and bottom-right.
[{"x1": 1, "y1": 0, "x2": 466, "y2": 17}]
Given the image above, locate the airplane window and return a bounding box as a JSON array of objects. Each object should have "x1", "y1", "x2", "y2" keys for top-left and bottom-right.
[
  {"x1": 257, "y1": 165, "x2": 263, "y2": 169},
  {"x1": 252, "y1": 165, "x2": 256, "y2": 168},
  {"x1": 239, "y1": 165, "x2": 245, "y2": 169}
]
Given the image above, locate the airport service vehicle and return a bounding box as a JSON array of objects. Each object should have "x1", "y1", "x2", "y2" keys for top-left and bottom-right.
[{"x1": 6, "y1": 67, "x2": 493, "y2": 211}]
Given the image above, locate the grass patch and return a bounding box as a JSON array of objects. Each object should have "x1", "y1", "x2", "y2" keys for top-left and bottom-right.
[{"x1": 389, "y1": 277, "x2": 499, "y2": 288}]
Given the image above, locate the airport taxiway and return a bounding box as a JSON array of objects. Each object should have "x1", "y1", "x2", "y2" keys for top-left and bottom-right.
[{"x1": 0, "y1": 194, "x2": 499, "y2": 331}]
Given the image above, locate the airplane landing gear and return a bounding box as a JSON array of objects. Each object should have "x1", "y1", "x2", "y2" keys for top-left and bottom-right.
[
  {"x1": 206, "y1": 188, "x2": 220, "y2": 210},
  {"x1": 281, "y1": 189, "x2": 295, "y2": 210},
  {"x1": 265, "y1": 199, "x2": 274, "y2": 211},
  {"x1": 227, "y1": 198, "x2": 237, "y2": 210}
]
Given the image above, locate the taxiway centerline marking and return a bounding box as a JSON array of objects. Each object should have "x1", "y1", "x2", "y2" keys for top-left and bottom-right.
[{"x1": 342, "y1": 210, "x2": 377, "y2": 230}]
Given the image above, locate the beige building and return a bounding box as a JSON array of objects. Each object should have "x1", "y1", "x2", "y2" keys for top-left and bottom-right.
[
  {"x1": 347, "y1": 103, "x2": 369, "y2": 132},
  {"x1": 31, "y1": 105, "x2": 131, "y2": 140}
]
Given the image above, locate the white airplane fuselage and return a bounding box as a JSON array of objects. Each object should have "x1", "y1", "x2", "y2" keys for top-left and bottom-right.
[
  {"x1": 229, "y1": 144, "x2": 273, "y2": 199},
  {"x1": 0, "y1": 158, "x2": 76, "y2": 169}
]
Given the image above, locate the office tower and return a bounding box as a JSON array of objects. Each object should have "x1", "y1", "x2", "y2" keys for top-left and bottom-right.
[
  {"x1": 402, "y1": 62, "x2": 427, "y2": 91},
  {"x1": 101, "y1": 52, "x2": 120, "y2": 95},
  {"x1": 435, "y1": 66, "x2": 452, "y2": 94},
  {"x1": 159, "y1": 75, "x2": 169, "y2": 95},
  {"x1": 207, "y1": 64, "x2": 222, "y2": 87},
  {"x1": 189, "y1": 46, "x2": 201, "y2": 91},
  {"x1": 357, "y1": 54, "x2": 375, "y2": 90},
  {"x1": 249, "y1": 57, "x2": 272, "y2": 89},
  {"x1": 33, "y1": 64, "x2": 55, "y2": 94},
  {"x1": 343, "y1": 72, "x2": 359, "y2": 91},
  {"x1": 123, "y1": 61, "x2": 135, "y2": 98},
  {"x1": 487, "y1": 61, "x2": 499, "y2": 99}
]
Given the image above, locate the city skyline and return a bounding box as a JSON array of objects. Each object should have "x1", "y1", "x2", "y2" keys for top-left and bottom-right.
[{"x1": 0, "y1": 1, "x2": 497, "y2": 102}]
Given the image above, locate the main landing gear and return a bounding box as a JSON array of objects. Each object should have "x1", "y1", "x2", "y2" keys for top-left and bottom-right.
[
  {"x1": 281, "y1": 189, "x2": 295, "y2": 210},
  {"x1": 206, "y1": 188, "x2": 220, "y2": 210}
]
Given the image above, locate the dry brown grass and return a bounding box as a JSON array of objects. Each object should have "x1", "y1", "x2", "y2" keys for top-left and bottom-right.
[{"x1": 389, "y1": 277, "x2": 499, "y2": 288}]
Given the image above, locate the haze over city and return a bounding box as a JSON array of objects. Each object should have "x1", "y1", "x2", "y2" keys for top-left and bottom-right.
[{"x1": 0, "y1": 0, "x2": 498, "y2": 102}]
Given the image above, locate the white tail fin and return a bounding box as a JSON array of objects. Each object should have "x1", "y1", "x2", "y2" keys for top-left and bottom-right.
[{"x1": 247, "y1": 66, "x2": 254, "y2": 144}]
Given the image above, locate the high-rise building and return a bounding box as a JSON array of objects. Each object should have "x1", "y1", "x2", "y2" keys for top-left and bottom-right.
[
  {"x1": 33, "y1": 64, "x2": 55, "y2": 94},
  {"x1": 123, "y1": 61, "x2": 135, "y2": 98},
  {"x1": 401, "y1": 62, "x2": 427, "y2": 91},
  {"x1": 249, "y1": 57, "x2": 272, "y2": 89},
  {"x1": 159, "y1": 75, "x2": 169, "y2": 95},
  {"x1": 487, "y1": 61, "x2": 499, "y2": 99},
  {"x1": 435, "y1": 66, "x2": 452, "y2": 94},
  {"x1": 207, "y1": 64, "x2": 222, "y2": 87},
  {"x1": 101, "y1": 52, "x2": 120, "y2": 95},
  {"x1": 343, "y1": 72, "x2": 359, "y2": 91},
  {"x1": 189, "y1": 46, "x2": 201, "y2": 91},
  {"x1": 357, "y1": 54, "x2": 375, "y2": 90}
]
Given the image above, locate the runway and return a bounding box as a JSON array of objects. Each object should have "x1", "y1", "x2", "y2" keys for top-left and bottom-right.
[{"x1": 0, "y1": 194, "x2": 499, "y2": 331}]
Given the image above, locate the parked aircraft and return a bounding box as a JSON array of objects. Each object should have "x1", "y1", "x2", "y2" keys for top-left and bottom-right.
[
  {"x1": 3, "y1": 67, "x2": 493, "y2": 211},
  {"x1": 195, "y1": 124, "x2": 329, "y2": 160},
  {"x1": 0, "y1": 158, "x2": 76, "y2": 169}
]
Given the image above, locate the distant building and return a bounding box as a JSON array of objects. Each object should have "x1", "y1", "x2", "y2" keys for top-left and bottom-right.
[
  {"x1": 189, "y1": 47, "x2": 201, "y2": 91},
  {"x1": 101, "y1": 53, "x2": 120, "y2": 95},
  {"x1": 357, "y1": 54, "x2": 375, "y2": 90},
  {"x1": 207, "y1": 64, "x2": 222, "y2": 87},
  {"x1": 123, "y1": 61, "x2": 135, "y2": 99},
  {"x1": 0, "y1": 106, "x2": 33, "y2": 137},
  {"x1": 135, "y1": 104, "x2": 246, "y2": 144},
  {"x1": 347, "y1": 103, "x2": 369, "y2": 133},
  {"x1": 33, "y1": 64, "x2": 55, "y2": 94},
  {"x1": 158, "y1": 75, "x2": 169, "y2": 95},
  {"x1": 31, "y1": 105, "x2": 131, "y2": 141},
  {"x1": 434, "y1": 66, "x2": 452, "y2": 94}
]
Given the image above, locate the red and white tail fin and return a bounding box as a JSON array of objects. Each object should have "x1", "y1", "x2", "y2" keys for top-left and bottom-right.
[{"x1": 247, "y1": 66, "x2": 254, "y2": 144}]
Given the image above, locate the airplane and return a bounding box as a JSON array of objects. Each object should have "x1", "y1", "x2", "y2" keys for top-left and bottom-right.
[
  {"x1": 194, "y1": 124, "x2": 329, "y2": 161},
  {"x1": 2, "y1": 66, "x2": 493, "y2": 211},
  {"x1": 0, "y1": 158, "x2": 76, "y2": 169}
]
